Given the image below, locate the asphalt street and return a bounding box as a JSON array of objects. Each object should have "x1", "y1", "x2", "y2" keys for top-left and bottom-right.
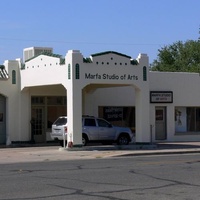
[{"x1": 1, "y1": 153, "x2": 200, "y2": 200}]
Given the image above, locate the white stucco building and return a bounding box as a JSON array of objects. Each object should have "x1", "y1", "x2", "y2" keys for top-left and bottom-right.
[{"x1": 1, "y1": 47, "x2": 200, "y2": 146}]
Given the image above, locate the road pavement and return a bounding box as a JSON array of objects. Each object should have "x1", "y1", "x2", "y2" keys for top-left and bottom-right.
[{"x1": 1, "y1": 142, "x2": 200, "y2": 164}]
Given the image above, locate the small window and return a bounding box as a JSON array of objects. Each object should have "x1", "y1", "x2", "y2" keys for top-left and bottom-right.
[
  {"x1": 75, "y1": 64, "x2": 80, "y2": 79},
  {"x1": 12, "y1": 70, "x2": 16, "y2": 84},
  {"x1": 143, "y1": 66, "x2": 147, "y2": 81},
  {"x1": 68, "y1": 64, "x2": 71, "y2": 79}
]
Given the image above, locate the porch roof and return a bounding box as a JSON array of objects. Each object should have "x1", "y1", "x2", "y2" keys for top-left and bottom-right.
[{"x1": 0, "y1": 65, "x2": 9, "y2": 79}]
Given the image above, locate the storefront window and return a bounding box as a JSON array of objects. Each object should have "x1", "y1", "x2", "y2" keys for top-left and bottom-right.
[
  {"x1": 31, "y1": 96, "x2": 67, "y2": 129},
  {"x1": 47, "y1": 106, "x2": 66, "y2": 128},
  {"x1": 46, "y1": 97, "x2": 67, "y2": 128},
  {"x1": 47, "y1": 97, "x2": 66, "y2": 105},
  {"x1": 98, "y1": 106, "x2": 135, "y2": 132},
  {"x1": 31, "y1": 97, "x2": 45, "y2": 105},
  {"x1": 175, "y1": 107, "x2": 200, "y2": 132},
  {"x1": 187, "y1": 107, "x2": 200, "y2": 131}
]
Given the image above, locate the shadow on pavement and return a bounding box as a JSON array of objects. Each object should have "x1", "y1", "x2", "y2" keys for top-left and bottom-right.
[
  {"x1": 1, "y1": 142, "x2": 200, "y2": 152},
  {"x1": 156, "y1": 142, "x2": 200, "y2": 149}
]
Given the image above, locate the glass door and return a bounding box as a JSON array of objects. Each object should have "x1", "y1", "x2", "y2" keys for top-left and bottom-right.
[
  {"x1": 155, "y1": 107, "x2": 167, "y2": 140},
  {"x1": 31, "y1": 107, "x2": 45, "y2": 143}
]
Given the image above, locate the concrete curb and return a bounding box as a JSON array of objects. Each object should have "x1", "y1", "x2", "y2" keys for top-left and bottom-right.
[
  {"x1": 114, "y1": 149, "x2": 200, "y2": 157},
  {"x1": 65, "y1": 144, "x2": 157, "y2": 151},
  {"x1": 58, "y1": 144, "x2": 200, "y2": 159}
]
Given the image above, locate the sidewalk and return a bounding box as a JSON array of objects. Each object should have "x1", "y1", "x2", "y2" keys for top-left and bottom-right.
[{"x1": 1, "y1": 142, "x2": 200, "y2": 164}]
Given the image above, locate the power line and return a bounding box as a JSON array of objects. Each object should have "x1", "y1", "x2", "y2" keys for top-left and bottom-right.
[{"x1": 0, "y1": 37, "x2": 164, "y2": 46}]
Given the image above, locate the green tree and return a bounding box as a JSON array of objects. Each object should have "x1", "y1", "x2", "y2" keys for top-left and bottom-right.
[{"x1": 151, "y1": 40, "x2": 200, "y2": 72}]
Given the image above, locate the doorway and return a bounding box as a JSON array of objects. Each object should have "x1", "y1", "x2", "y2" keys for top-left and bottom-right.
[
  {"x1": 31, "y1": 107, "x2": 45, "y2": 143},
  {"x1": 155, "y1": 107, "x2": 167, "y2": 140},
  {"x1": 0, "y1": 95, "x2": 6, "y2": 144}
]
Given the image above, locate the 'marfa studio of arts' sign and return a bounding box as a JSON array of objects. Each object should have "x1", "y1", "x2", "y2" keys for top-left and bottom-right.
[
  {"x1": 85, "y1": 73, "x2": 138, "y2": 81},
  {"x1": 150, "y1": 91, "x2": 173, "y2": 103}
]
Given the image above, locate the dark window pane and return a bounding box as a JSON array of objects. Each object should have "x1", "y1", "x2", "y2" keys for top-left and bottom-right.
[
  {"x1": 187, "y1": 108, "x2": 195, "y2": 131},
  {"x1": 97, "y1": 119, "x2": 111, "y2": 127},
  {"x1": 84, "y1": 119, "x2": 96, "y2": 127}
]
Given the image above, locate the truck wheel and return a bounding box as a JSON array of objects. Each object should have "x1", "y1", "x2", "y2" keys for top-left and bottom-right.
[
  {"x1": 117, "y1": 134, "x2": 129, "y2": 145},
  {"x1": 82, "y1": 135, "x2": 88, "y2": 146}
]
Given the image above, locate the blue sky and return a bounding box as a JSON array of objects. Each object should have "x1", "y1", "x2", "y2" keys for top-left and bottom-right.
[{"x1": 0, "y1": 0, "x2": 199, "y2": 64}]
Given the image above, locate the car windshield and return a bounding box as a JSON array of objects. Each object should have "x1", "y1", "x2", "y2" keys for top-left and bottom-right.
[{"x1": 53, "y1": 117, "x2": 67, "y2": 126}]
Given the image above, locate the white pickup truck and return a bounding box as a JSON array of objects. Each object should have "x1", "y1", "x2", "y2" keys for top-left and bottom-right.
[{"x1": 51, "y1": 116, "x2": 134, "y2": 146}]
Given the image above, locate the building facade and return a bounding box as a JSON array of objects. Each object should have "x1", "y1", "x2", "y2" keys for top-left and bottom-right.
[{"x1": 0, "y1": 47, "x2": 200, "y2": 146}]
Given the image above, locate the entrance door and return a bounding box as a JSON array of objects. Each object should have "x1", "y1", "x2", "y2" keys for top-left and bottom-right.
[
  {"x1": 155, "y1": 107, "x2": 166, "y2": 140},
  {"x1": 0, "y1": 95, "x2": 6, "y2": 144},
  {"x1": 31, "y1": 107, "x2": 45, "y2": 143}
]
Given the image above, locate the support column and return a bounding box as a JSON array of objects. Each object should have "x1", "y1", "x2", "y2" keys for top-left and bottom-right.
[
  {"x1": 67, "y1": 85, "x2": 82, "y2": 147},
  {"x1": 135, "y1": 88, "x2": 150, "y2": 143},
  {"x1": 65, "y1": 50, "x2": 84, "y2": 148}
]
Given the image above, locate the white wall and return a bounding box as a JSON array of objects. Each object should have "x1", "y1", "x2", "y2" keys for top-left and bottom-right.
[
  {"x1": 21, "y1": 55, "x2": 67, "y2": 89},
  {"x1": 65, "y1": 50, "x2": 151, "y2": 144},
  {"x1": 150, "y1": 71, "x2": 200, "y2": 106},
  {"x1": 92, "y1": 86, "x2": 136, "y2": 116},
  {"x1": 5, "y1": 47, "x2": 200, "y2": 144},
  {"x1": 150, "y1": 71, "x2": 200, "y2": 142},
  {"x1": 0, "y1": 60, "x2": 22, "y2": 143}
]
